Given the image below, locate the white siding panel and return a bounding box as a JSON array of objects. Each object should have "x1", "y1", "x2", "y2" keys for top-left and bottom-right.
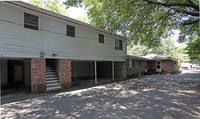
[
  {"x1": 0, "y1": 2, "x2": 127, "y2": 61},
  {"x1": 0, "y1": 4, "x2": 23, "y2": 25}
]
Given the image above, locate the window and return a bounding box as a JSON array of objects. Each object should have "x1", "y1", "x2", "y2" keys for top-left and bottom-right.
[
  {"x1": 174, "y1": 61, "x2": 176, "y2": 64},
  {"x1": 115, "y1": 39, "x2": 123, "y2": 50},
  {"x1": 67, "y1": 25, "x2": 75, "y2": 37},
  {"x1": 132, "y1": 60, "x2": 135, "y2": 68},
  {"x1": 145, "y1": 61, "x2": 147, "y2": 69},
  {"x1": 115, "y1": 39, "x2": 119, "y2": 50},
  {"x1": 157, "y1": 61, "x2": 161, "y2": 69},
  {"x1": 119, "y1": 40, "x2": 123, "y2": 50},
  {"x1": 129, "y1": 59, "x2": 134, "y2": 68},
  {"x1": 99, "y1": 34, "x2": 104, "y2": 43},
  {"x1": 24, "y1": 13, "x2": 38, "y2": 30}
]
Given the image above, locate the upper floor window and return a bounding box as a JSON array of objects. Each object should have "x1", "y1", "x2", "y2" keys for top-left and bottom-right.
[
  {"x1": 67, "y1": 25, "x2": 75, "y2": 37},
  {"x1": 24, "y1": 13, "x2": 38, "y2": 30},
  {"x1": 115, "y1": 39, "x2": 123, "y2": 50},
  {"x1": 99, "y1": 34, "x2": 104, "y2": 43},
  {"x1": 119, "y1": 40, "x2": 123, "y2": 50}
]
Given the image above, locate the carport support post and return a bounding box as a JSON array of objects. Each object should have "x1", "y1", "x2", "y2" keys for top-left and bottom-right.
[
  {"x1": 95, "y1": 60, "x2": 97, "y2": 84},
  {"x1": 75, "y1": 61, "x2": 76, "y2": 80},
  {"x1": 112, "y1": 61, "x2": 114, "y2": 80}
]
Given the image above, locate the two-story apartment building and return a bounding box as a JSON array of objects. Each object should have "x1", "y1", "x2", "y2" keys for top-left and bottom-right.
[{"x1": 0, "y1": 1, "x2": 127, "y2": 93}]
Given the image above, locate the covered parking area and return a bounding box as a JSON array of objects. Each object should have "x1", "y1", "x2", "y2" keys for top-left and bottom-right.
[
  {"x1": 71, "y1": 60, "x2": 126, "y2": 88},
  {"x1": 1, "y1": 58, "x2": 31, "y2": 101}
]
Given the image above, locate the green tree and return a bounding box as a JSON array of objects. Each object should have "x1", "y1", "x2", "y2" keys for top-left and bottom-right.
[
  {"x1": 26, "y1": 0, "x2": 69, "y2": 16},
  {"x1": 186, "y1": 36, "x2": 200, "y2": 62},
  {"x1": 177, "y1": 45, "x2": 187, "y2": 54},
  {"x1": 128, "y1": 38, "x2": 177, "y2": 57},
  {"x1": 127, "y1": 44, "x2": 149, "y2": 56}
]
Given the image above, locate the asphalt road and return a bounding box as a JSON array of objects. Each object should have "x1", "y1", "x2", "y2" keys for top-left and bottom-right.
[{"x1": 1, "y1": 70, "x2": 200, "y2": 119}]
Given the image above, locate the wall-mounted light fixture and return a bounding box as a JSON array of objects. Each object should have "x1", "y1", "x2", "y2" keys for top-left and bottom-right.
[{"x1": 51, "y1": 53, "x2": 57, "y2": 57}]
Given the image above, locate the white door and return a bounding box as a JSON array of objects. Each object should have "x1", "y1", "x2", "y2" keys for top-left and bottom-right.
[{"x1": 156, "y1": 60, "x2": 162, "y2": 72}]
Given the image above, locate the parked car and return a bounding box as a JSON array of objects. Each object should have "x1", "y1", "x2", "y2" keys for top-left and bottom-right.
[
  {"x1": 181, "y1": 60, "x2": 192, "y2": 70},
  {"x1": 192, "y1": 63, "x2": 200, "y2": 70}
]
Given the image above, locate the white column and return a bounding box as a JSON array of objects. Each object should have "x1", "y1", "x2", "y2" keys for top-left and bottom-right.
[
  {"x1": 95, "y1": 60, "x2": 97, "y2": 84},
  {"x1": 0, "y1": 60, "x2": 1, "y2": 83},
  {"x1": 75, "y1": 61, "x2": 76, "y2": 80},
  {"x1": 91, "y1": 62, "x2": 93, "y2": 79},
  {"x1": 112, "y1": 61, "x2": 114, "y2": 80}
]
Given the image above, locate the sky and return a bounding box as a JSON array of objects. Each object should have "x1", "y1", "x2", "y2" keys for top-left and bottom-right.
[
  {"x1": 169, "y1": 30, "x2": 186, "y2": 47},
  {"x1": 68, "y1": 7, "x2": 87, "y2": 19}
]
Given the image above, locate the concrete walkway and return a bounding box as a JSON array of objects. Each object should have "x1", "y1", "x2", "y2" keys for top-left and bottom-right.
[{"x1": 1, "y1": 70, "x2": 200, "y2": 119}]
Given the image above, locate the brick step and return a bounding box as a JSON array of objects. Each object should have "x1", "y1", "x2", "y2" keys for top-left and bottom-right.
[
  {"x1": 46, "y1": 86, "x2": 62, "y2": 91},
  {"x1": 46, "y1": 72, "x2": 56, "y2": 75},
  {"x1": 45, "y1": 88, "x2": 64, "y2": 93},
  {"x1": 46, "y1": 69, "x2": 56, "y2": 72},
  {"x1": 46, "y1": 77, "x2": 58, "y2": 80},
  {"x1": 46, "y1": 83, "x2": 60, "y2": 87},
  {"x1": 46, "y1": 74, "x2": 57, "y2": 78},
  {"x1": 46, "y1": 80, "x2": 59, "y2": 84},
  {"x1": 46, "y1": 67, "x2": 55, "y2": 70}
]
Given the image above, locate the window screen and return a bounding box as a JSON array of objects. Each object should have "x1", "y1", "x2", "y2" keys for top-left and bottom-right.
[
  {"x1": 24, "y1": 13, "x2": 38, "y2": 30},
  {"x1": 67, "y1": 25, "x2": 75, "y2": 37},
  {"x1": 99, "y1": 34, "x2": 104, "y2": 43},
  {"x1": 115, "y1": 39, "x2": 123, "y2": 50},
  {"x1": 119, "y1": 40, "x2": 123, "y2": 50}
]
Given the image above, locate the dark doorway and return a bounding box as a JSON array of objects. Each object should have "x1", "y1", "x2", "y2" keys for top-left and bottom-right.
[{"x1": 8, "y1": 60, "x2": 24, "y2": 86}]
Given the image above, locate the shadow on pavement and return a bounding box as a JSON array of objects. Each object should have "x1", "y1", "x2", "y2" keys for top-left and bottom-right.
[{"x1": 1, "y1": 70, "x2": 200, "y2": 119}]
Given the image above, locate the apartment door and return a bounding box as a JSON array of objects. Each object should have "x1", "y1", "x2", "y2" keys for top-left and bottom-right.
[{"x1": 156, "y1": 60, "x2": 162, "y2": 72}]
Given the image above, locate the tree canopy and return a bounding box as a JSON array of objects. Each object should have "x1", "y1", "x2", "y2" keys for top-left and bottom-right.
[
  {"x1": 27, "y1": 0, "x2": 69, "y2": 16},
  {"x1": 186, "y1": 35, "x2": 200, "y2": 62},
  {"x1": 128, "y1": 38, "x2": 177, "y2": 57}
]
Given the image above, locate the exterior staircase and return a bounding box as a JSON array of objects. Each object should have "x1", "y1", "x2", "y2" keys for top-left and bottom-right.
[{"x1": 46, "y1": 61, "x2": 62, "y2": 92}]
